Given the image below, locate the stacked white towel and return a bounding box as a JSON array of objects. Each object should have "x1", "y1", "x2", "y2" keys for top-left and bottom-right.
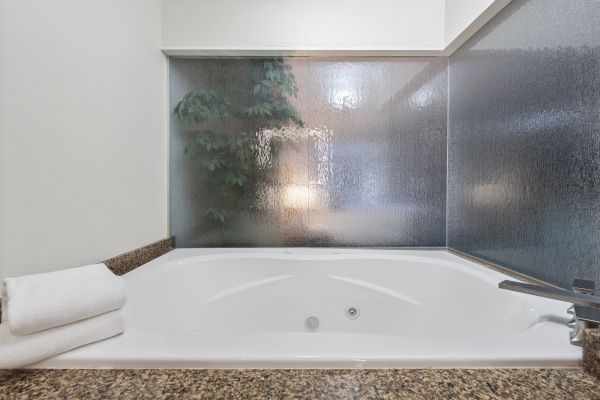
[{"x1": 0, "y1": 264, "x2": 126, "y2": 368}]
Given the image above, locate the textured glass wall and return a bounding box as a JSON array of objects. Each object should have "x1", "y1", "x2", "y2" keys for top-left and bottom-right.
[
  {"x1": 306, "y1": 59, "x2": 447, "y2": 246},
  {"x1": 170, "y1": 57, "x2": 447, "y2": 247},
  {"x1": 448, "y1": 0, "x2": 600, "y2": 288}
]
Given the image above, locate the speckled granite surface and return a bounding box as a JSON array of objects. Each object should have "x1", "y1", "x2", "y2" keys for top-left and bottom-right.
[
  {"x1": 102, "y1": 238, "x2": 172, "y2": 275},
  {"x1": 585, "y1": 329, "x2": 600, "y2": 378},
  {"x1": 0, "y1": 369, "x2": 599, "y2": 399}
]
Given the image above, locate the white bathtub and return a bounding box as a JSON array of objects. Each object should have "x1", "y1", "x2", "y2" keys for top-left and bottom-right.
[{"x1": 33, "y1": 248, "x2": 581, "y2": 368}]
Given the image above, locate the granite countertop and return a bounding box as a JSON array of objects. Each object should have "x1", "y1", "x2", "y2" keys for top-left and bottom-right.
[{"x1": 1, "y1": 369, "x2": 599, "y2": 399}]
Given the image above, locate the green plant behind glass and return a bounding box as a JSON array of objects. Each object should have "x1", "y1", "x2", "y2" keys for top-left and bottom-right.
[{"x1": 174, "y1": 58, "x2": 303, "y2": 227}]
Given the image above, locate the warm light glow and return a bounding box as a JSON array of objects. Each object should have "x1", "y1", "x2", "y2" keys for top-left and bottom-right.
[
  {"x1": 471, "y1": 181, "x2": 519, "y2": 207},
  {"x1": 331, "y1": 89, "x2": 358, "y2": 110},
  {"x1": 283, "y1": 185, "x2": 313, "y2": 210}
]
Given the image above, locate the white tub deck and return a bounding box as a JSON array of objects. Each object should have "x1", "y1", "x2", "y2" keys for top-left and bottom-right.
[{"x1": 32, "y1": 249, "x2": 581, "y2": 368}]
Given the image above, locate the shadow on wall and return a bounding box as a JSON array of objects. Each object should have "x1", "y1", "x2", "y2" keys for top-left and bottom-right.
[
  {"x1": 170, "y1": 57, "x2": 448, "y2": 248},
  {"x1": 447, "y1": 0, "x2": 600, "y2": 289}
]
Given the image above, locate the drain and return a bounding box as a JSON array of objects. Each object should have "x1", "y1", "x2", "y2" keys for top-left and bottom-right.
[
  {"x1": 305, "y1": 316, "x2": 320, "y2": 331},
  {"x1": 346, "y1": 306, "x2": 360, "y2": 320}
]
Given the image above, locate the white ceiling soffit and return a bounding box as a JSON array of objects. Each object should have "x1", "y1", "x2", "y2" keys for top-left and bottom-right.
[{"x1": 161, "y1": 0, "x2": 512, "y2": 57}]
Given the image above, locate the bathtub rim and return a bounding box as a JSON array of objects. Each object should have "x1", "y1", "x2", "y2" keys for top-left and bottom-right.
[{"x1": 27, "y1": 248, "x2": 582, "y2": 369}]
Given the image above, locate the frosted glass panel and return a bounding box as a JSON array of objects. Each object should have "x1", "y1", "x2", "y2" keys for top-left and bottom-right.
[
  {"x1": 170, "y1": 57, "x2": 447, "y2": 247},
  {"x1": 448, "y1": 0, "x2": 600, "y2": 288},
  {"x1": 169, "y1": 58, "x2": 310, "y2": 246},
  {"x1": 307, "y1": 58, "x2": 448, "y2": 246}
]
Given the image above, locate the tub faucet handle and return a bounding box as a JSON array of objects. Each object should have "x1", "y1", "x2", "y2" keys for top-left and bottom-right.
[
  {"x1": 572, "y1": 279, "x2": 595, "y2": 295},
  {"x1": 569, "y1": 328, "x2": 585, "y2": 346},
  {"x1": 569, "y1": 305, "x2": 600, "y2": 346},
  {"x1": 569, "y1": 280, "x2": 594, "y2": 316}
]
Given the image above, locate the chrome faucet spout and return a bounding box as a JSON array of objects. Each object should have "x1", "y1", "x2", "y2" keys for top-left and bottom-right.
[
  {"x1": 498, "y1": 280, "x2": 600, "y2": 308},
  {"x1": 499, "y1": 279, "x2": 600, "y2": 346}
]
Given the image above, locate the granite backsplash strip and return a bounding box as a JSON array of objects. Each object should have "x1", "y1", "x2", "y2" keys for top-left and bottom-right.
[
  {"x1": 102, "y1": 238, "x2": 173, "y2": 275},
  {"x1": 1, "y1": 368, "x2": 599, "y2": 399},
  {"x1": 584, "y1": 329, "x2": 600, "y2": 378}
]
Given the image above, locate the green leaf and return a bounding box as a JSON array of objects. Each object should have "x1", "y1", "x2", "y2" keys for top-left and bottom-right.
[{"x1": 176, "y1": 58, "x2": 305, "y2": 228}]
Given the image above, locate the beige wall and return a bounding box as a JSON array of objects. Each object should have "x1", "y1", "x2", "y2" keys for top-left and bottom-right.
[
  {"x1": 0, "y1": 0, "x2": 168, "y2": 281},
  {"x1": 162, "y1": 0, "x2": 446, "y2": 52},
  {"x1": 163, "y1": 0, "x2": 512, "y2": 55},
  {"x1": 444, "y1": 0, "x2": 512, "y2": 51}
]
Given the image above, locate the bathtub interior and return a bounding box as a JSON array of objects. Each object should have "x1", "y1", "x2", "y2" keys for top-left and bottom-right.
[
  {"x1": 30, "y1": 249, "x2": 581, "y2": 369},
  {"x1": 126, "y1": 253, "x2": 540, "y2": 338}
]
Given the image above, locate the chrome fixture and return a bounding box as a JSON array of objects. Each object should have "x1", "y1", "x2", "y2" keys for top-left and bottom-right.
[
  {"x1": 305, "y1": 316, "x2": 320, "y2": 331},
  {"x1": 499, "y1": 279, "x2": 600, "y2": 346},
  {"x1": 345, "y1": 306, "x2": 360, "y2": 320}
]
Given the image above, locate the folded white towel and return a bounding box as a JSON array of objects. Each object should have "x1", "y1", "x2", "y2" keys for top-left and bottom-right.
[
  {"x1": 0, "y1": 309, "x2": 124, "y2": 369},
  {"x1": 2, "y1": 263, "x2": 126, "y2": 335}
]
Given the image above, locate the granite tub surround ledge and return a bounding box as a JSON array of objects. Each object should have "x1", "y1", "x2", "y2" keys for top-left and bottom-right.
[
  {"x1": 1, "y1": 369, "x2": 599, "y2": 399},
  {"x1": 102, "y1": 238, "x2": 173, "y2": 276},
  {"x1": 585, "y1": 329, "x2": 600, "y2": 378}
]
